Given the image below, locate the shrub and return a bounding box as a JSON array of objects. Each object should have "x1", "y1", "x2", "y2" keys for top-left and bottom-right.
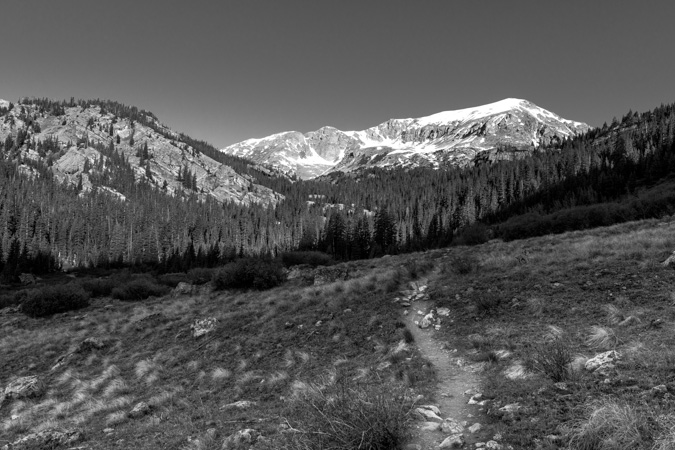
[
  {"x1": 80, "y1": 278, "x2": 115, "y2": 298},
  {"x1": 568, "y1": 399, "x2": 647, "y2": 450},
  {"x1": 450, "y1": 254, "x2": 478, "y2": 275},
  {"x1": 156, "y1": 272, "x2": 189, "y2": 288},
  {"x1": 281, "y1": 251, "x2": 334, "y2": 268},
  {"x1": 213, "y1": 258, "x2": 286, "y2": 291},
  {"x1": 21, "y1": 285, "x2": 90, "y2": 317},
  {"x1": 187, "y1": 267, "x2": 214, "y2": 285},
  {"x1": 271, "y1": 378, "x2": 414, "y2": 450},
  {"x1": 111, "y1": 279, "x2": 169, "y2": 301},
  {"x1": 525, "y1": 338, "x2": 573, "y2": 382}
]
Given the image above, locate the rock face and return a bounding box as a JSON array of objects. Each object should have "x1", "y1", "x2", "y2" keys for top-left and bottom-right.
[
  {"x1": 0, "y1": 101, "x2": 283, "y2": 206},
  {"x1": 221, "y1": 98, "x2": 590, "y2": 179}
]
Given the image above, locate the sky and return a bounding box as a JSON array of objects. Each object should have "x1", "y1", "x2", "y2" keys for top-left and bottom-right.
[{"x1": 1, "y1": 0, "x2": 674, "y2": 148}]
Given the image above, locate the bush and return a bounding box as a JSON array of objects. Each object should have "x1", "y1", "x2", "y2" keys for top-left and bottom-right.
[
  {"x1": 80, "y1": 278, "x2": 115, "y2": 298},
  {"x1": 525, "y1": 338, "x2": 573, "y2": 382},
  {"x1": 156, "y1": 272, "x2": 189, "y2": 288},
  {"x1": 111, "y1": 279, "x2": 169, "y2": 301},
  {"x1": 271, "y1": 378, "x2": 414, "y2": 450},
  {"x1": 281, "y1": 251, "x2": 334, "y2": 267},
  {"x1": 450, "y1": 254, "x2": 479, "y2": 275},
  {"x1": 213, "y1": 258, "x2": 286, "y2": 290},
  {"x1": 21, "y1": 285, "x2": 90, "y2": 318},
  {"x1": 187, "y1": 267, "x2": 214, "y2": 285}
]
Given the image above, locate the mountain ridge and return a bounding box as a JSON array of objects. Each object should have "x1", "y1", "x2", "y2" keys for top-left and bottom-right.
[{"x1": 221, "y1": 98, "x2": 590, "y2": 179}]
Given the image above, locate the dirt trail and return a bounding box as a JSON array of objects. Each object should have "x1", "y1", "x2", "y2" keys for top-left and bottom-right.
[{"x1": 401, "y1": 279, "x2": 492, "y2": 449}]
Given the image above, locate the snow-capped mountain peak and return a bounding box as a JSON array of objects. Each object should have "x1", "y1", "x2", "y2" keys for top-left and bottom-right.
[{"x1": 221, "y1": 99, "x2": 590, "y2": 179}]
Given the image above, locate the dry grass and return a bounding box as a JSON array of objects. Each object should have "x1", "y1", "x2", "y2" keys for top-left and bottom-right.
[
  {"x1": 567, "y1": 399, "x2": 646, "y2": 450},
  {"x1": 586, "y1": 326, "x2": 619, "y2": 350}
]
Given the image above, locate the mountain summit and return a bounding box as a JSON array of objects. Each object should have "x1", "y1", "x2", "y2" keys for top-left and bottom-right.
[{"x1": 221, "y1": 98, "x2": 589, "y2": 179}]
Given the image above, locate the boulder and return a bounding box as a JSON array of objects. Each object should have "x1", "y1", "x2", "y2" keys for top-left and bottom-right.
[
  {"x1": 585, "y1": 350, "x2": 620, "y2": 372},
  {"x1": 468, "y1": 423, "x2": 482, "y2": 433},
  {"x1": 191, "y1": 317, "x2": 217, "y2": 338},
  {"x1": 221, "y1": 428, "x2": 259, "y2": 449},
  {"x1": 5, "y1": 429, "x2": 83, "y2": 449},
  {"x1": 662, "y1": 251, "x2": 675, "y2": 267},
  {"x1": 4, "y1": 376, "x2": 43, "y2": 400}
]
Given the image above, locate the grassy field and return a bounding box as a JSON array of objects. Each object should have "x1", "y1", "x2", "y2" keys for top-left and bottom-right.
[
  {"x1": 429, "y1": 217, "x2": 675, "y2": 449},
  {"x1": 0, "y1": 257, "x2": 437, "y2": 449},
  {"x1": 2, "y1": 216, "x2": 675, "y2": 449}
]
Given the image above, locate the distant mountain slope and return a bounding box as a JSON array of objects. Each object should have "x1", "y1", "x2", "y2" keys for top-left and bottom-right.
[
  {"x1": 0, "y1": 98, "x2": 283, "y2": 206},
  {"x1": 221, "y1": 98, "x2": 589, "y2": 179}
]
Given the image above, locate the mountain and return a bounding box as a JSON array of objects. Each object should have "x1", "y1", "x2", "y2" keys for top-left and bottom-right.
[
  {"x1": 0, "y1": 98, "x2": 283, "y2": 206},
  {"x1": 221, "y1": 98, "x2": 590, "y2": 179}
]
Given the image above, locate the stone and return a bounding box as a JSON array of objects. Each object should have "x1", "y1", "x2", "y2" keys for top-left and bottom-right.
[
  {"x1": 468, "y1": 393, "x2": 483, "y2": 404},
  {"x1": 419, "y1": 312, "x2": 436, "y2": 329},
  {"x1": 103, "y1": 428, "x2": 114, "y2": 433},
  {"x1": 437, "y1": 307, "x2": 451, "y2": 317},
  {"x1": 662, "y1": 251, "x2": 675, "y2": 267},
  {"x1": 420, "y1": 421, "x2": 441, "y2": 431},
  {"x1": 503, "y1": 362, "x2": 530, "y2": 380},
  {"x1": 191, "y1": 317, "x2": 218, "y2": 338},
  {"x1": 221, "y1": 428, "x2": 259, "y2": 449},
  {"x1": 419, "y1": 404, "x2": 441, "y2": 415},
  {"x1": 77, "y1": 337, "x2": 106, "y2": 352},
  {"x1": 128, "y1": 401, "x2": 151, "y2": 418},
  {"x1": 7, "y1": 429, "x2": 83, "y2": 449},
  {"x1": 441, "y1": 418, "x2": 465, "y2": 434},
  {"x1": 4, "y1": 376, "x2": 43, "y2": 399},
  {"x1": 222, "y1": 400, "x2": 256, "y2": 410},
  {"x1": 174, "y1": 282, "x2": 194, "y2": 296},
  {"x1": 439, "y1": 433, "x2": 465, "y2": 448},
  {"x1": 585, "y1": 350, "x2": 620, "y2": 372},
  {"x1": 414, "y1": 407, "x2": 443, "y2": 422},
  {"x1": 485, "y1": 441, "x2": 502, "y2": 449},
  {"x1": 468, "y1": 423, "x2": 482, "y2": 433}
]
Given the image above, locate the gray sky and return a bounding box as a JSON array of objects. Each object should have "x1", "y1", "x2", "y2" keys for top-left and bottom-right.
[{"x1": 1, "y1": 0, "x2": 674, "y2": 147}]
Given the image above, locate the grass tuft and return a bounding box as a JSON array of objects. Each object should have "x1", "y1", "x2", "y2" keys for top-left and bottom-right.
[
  {"x1": 586, "y1": 326, "x2": 619, "y2": 350},
  {"x1": 567, "y1": 399, "x2": 646, "y2": 450}
]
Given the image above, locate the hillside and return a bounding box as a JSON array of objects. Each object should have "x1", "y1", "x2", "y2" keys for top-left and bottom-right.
[
  {"x1": 2, "y1": 218, "x2": 675, "y2": 449},
  {"x1": 0, "y1": 98, "x2": 283, "y2": 206},
  {"x1": 221, "y1": 99, "x2": 589, "y2": 179}
]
